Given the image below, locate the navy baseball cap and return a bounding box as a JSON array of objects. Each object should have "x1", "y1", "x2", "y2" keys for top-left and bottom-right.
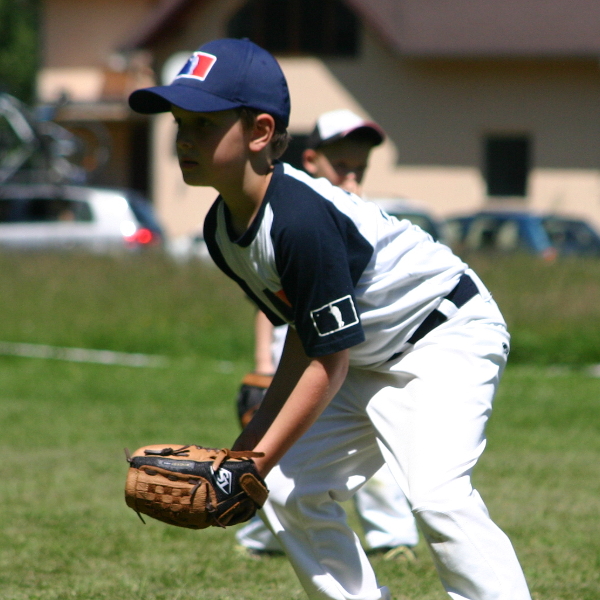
[{"x1": 129, "y1": 38, "x2": 291, "y2": 127}]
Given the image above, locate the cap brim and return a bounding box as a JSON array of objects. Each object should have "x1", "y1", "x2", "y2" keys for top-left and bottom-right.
[
  {"x1": 307, "y1": 122, "x2": 385, "y2": 149},
  {"x1": 342, "y1": 123, "x2": 385, "y2": 146},
  {"x1": 129, "y1": 81, "x2": 241, "y2": 115}
]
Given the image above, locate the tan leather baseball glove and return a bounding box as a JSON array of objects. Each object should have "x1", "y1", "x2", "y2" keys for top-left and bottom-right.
[{"x1": 124, "y1": 444, "x2": 268, "y2": 529}]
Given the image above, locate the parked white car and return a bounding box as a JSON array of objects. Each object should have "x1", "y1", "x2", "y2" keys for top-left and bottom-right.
[{"x1": 0, "y1": 184, "x2": 163, "y2": 251}]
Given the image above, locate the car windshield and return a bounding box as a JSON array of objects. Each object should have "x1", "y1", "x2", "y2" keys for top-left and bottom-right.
[
  {"x1": 464, "y1": 216, "x2": 524, "y2": 251},
  {"x1": 445, "y1": 213, "x2": 553, "y2": 255},
  {"x1": 0, "y1": 197, "x2": 92, "y2": 223},
  {"x1": 542, "y1": 218, "x2": 600, "y2": 255}
]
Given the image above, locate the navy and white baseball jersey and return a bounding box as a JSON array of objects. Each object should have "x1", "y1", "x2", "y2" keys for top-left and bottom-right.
[{"x1": 204, "y1": 163, "x2": 467, "y2": 367}]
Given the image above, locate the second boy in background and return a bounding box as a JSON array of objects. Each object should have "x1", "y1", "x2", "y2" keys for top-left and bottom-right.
[{"x1": 235, "y1": 109, "x2": 419, "y2": 560}]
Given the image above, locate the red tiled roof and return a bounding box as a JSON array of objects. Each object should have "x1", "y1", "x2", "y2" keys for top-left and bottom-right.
[
  {"x1": 119, "y1": 0, "x2": 194, "y2": 51},
  {"x1": 346, "y1": 0, "x2": 600, "y2": 57},
  {"x1": 123, "y1": 0, "x2": 600, "y2": 57}
]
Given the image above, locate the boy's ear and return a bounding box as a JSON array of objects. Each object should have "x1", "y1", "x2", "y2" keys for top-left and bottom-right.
[
  {"x1": 249, "y1": 113, "x2": 276, "y2": 152},
  {"x1": 302, "y1": 149, "x2": 319, "y2": 175}
]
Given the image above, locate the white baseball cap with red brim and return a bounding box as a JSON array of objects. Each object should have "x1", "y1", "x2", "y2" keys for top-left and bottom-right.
[{"x1": 307, "y1": 109, "x2": 385, "y2": 149}]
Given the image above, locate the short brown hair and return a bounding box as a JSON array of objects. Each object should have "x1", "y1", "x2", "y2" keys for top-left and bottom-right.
[{"x1": 238, "y1": 107, "x2": 291, "y2": 160}]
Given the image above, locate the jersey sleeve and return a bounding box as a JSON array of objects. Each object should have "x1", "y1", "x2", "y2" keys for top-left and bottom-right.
[{"x1": 270, "y1": 185, "x2": 373, "y2": 357}]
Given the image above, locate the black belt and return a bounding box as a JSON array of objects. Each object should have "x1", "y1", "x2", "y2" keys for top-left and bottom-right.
[{"x1": 388, "y1": 274, "x2": 479, "y2": 362}]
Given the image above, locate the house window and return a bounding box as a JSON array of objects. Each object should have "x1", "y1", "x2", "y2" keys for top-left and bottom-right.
[
  {"x1": 227, "y1": 0, "x2": 359, "y2": 56},
  {"x1": 484, "y1": 135, "x2": 531, "y2": 197}
]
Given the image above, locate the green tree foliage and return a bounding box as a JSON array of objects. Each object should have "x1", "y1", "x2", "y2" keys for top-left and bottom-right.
[{"x1": 0, "y1": 0, "x2": 39, "y2": 103}]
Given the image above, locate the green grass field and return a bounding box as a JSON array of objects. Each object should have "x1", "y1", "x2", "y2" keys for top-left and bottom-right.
[{"x1": 0, "y1": 252, "x2": 598, "y2": 599}]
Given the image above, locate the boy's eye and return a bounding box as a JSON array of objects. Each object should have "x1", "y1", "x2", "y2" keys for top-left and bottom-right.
[
  {"x1": 172, "y1": 116, "x2": 208, "y2": 127},
  {"x1": 195, "y1": 116, "x2": 214, "y2": 128}
]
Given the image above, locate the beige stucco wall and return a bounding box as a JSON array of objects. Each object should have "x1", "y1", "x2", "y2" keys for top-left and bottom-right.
[
  {"x1": 154, "y1": 26, "x2": 600, "y2": 238},
  {"x1": 280, "y1": 46, "x2": 488, "y2": 222},
  {"x1": 321, "y1": 32, "x2": 600, "y2": 227},
  {"x1": 147, "y1": 0, "x2": 247, "y2": 72},
  {"x1": 38, "y1": 0, "x2": 155, "y2": 103},
  {"x1": 37, "y1": 1, "x2": 600, "y2": 236},
  {"x1": 152, "y1": 50, "x2": 489, "y2": 238},
  {"x1": 42, "y1": 0, "x2": 153, "y2": 68}
]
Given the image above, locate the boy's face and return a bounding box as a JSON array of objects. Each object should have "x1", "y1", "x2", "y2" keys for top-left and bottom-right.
[
  {"x1": 302, "y1": 138, "x2": 374, "y2": 195},
  {"x1": 172, "y1": 106, "x2": 248, "y2": 188}
]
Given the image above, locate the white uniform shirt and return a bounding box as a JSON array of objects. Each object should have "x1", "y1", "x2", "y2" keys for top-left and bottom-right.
[{"x1": 204, "y1": 163, "x2": 467, "y2": 368}]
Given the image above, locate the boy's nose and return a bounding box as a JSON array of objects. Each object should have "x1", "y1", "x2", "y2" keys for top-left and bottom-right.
[{"x1": 176, "y1": 136, "x2": 193, "y2": 149}]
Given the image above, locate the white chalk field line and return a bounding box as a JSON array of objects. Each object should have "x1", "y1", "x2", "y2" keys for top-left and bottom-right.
[{"x1": 0, "y1": 341, "x2": 169, "y2": 368}]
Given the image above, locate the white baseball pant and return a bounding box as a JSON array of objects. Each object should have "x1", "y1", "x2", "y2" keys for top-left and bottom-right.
[
  {"x1": 236, "y1": 463, "x2": 418, "y2": 552},
  {"x1": 257, "y1": 286, "x2": 531, "y2": 600}
]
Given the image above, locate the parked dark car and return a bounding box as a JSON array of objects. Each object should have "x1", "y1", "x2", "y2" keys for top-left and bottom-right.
[
  {"x1": 444, "y1": 210, "x2": 600, "y2": 259},
  {"x1": 541, "y1": 216, "x2": 600, "y2": 256},
  {"x1": 0, "y1": 184, "x2": 164, "y2": 251}
]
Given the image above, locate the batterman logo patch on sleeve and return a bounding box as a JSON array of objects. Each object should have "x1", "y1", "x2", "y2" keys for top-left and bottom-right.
[
  {"x1": 310, "y1": 295, "x2": 359, "y2": 336},
  {"x1": 176, "y1": 52, "x2": 217, "y2": 81}
]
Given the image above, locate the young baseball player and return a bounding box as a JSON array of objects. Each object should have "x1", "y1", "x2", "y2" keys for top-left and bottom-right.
[
  {"x1": 236, "y1": 109, "x2": 419, "y2": 560},
  {"x1": 129, "y1": 38, "x2": 531, "y2": 600}
]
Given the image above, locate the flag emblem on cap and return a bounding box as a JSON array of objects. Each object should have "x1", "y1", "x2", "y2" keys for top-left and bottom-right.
[{"x1": 176, "y1": 51, "x2": 217, "y2": 82}]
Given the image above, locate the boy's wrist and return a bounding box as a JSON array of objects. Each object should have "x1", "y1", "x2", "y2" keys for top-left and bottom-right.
[{"x1": 250, "y1": 453, "x2": 270, "y2": 478}]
